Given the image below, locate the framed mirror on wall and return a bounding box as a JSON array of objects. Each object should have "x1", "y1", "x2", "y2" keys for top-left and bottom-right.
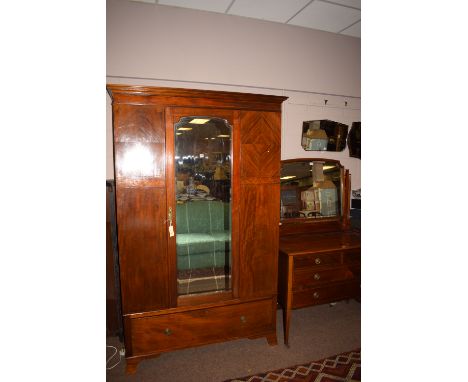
[
  {"x1": 301, "y1": 120, "x2": 349, "y2": 152},
  {"x1": 348, "y1": 122, "x2": 361, "y2": 159}
]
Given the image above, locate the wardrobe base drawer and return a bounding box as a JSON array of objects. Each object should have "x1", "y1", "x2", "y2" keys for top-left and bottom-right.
[{"x1": 128, "y1": 298, "x2": 275, "y2": 355}]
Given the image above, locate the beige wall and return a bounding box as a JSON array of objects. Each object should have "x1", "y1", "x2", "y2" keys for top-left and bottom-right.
[{"x1": 106, "y1": 0, "x2": 361, "y2": 189}]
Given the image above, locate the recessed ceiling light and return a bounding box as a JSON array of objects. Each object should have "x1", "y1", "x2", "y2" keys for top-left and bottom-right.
[
  {"x1": 189, "y1": 118, "x2": 210, "y2": 124},
  {"x1": 176, "y1": 132, "x2": 183, "y2": 135},
  {"x1": 217, "y1": 135, "x2": 230, "y2": 138},
  {"x1": 177, "y1": 127, "x2": 192, "y2": 131},
  {"x1": 280, "y1": 175, "x2": 296, "y2": 180}
]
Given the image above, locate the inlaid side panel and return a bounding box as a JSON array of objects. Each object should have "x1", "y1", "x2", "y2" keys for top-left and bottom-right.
[
  {"x1": 114, "y1": 104, "x2": 165, "y2": 143},
  {"x1": 239, "y1": 111, "x2": 281, "y2": 180},
  {"x1": 238, "y1": 111, "x2": 281, "y2": 299},
  {"x1": 238, "y1": 184, "x2": 280, "y2": 298},
  {"x1": 116, "y1": 187, "x2": 169, "y2": 314},
  {"x1": 113, "y1": 104, "x2": 165, "y2": 187}
]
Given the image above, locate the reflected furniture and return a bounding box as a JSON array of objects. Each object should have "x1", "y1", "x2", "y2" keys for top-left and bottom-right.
[
  {"x1": 107, "y1": 85, "x2": 287, "y2": 373},
  {"x1": 301, "y1": 120, "x2": 349, "y2": 151},
  {"x1": 277, "y1": 159, "x2": 360, "y2": 346}
]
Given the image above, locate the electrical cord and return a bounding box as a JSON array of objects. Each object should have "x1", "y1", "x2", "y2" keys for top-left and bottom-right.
[{"x1": 106, "y1": 345, "x2": 122, "y2": 370}]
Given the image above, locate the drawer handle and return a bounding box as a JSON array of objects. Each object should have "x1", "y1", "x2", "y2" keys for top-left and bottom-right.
[
  {"x1": 314, "y1": 273, "x2": 321, "y2": 280},
  {"x1": 164, "y1": 328, "x2": 172, "y2": 336},
  {"x1": 240, "y1": 315, "x2": 247, "y2": 323},
  {"x1": 315, "y1": 258, "x2": 321, "y2": 265},
  {"x1": 313, "y1": 292, "x2": 320, "y2": 299}
]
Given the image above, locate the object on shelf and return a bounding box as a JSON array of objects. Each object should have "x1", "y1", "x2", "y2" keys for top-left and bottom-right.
[
  {"x1": 301, "y1": 122, "x2": 328, "y2": 151},
  {"x1": 314, "y1": 180, "x2": 338, "y2": 217},
  {"x1": 196, "y1": 184, "x2": 210, "y2": 194}
]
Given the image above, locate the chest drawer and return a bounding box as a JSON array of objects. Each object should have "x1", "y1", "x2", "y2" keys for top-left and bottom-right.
[
  {"x1": 293, "y1": 266, "x2": 354, "y2": 291},
  {"x1": 294, "y1": 252, "x2": 342, "y2": 270},
  {"x1": 344, "y1": 249, "x2": 361, "y2": 264},
  {"x1": 292, "y1": 281, "x2": 360, "y2": 309},
  {"x1": 129, "y1": 299, "x2": 274, "y2": 355}
]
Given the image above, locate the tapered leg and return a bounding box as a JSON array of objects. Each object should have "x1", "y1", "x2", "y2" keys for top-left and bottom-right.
[
  {"x1": 125, "y1": 358, "x2": 140, "y2": 375},
  {"x1": 266, "y1": 333, "x2": 278, "y2": 346},
  {"x1": 283, "y1": 304, "x2": 291, "y2": 347}
]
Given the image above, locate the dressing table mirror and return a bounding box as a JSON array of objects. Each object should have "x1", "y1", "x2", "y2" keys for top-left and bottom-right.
[
  {"x1": 277, "y1": 158, "x2": 360, "y2": 346},
  {"x1": 280, "y1": 159, "x2": 350, "y2": 234}
]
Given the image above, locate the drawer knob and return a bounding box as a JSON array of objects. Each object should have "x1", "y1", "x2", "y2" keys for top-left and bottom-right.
[
  {"x1": 315, "y1": 258, "x2": 321, "y2": 265},
  {"x1": 164, "y1": 328, "x2": 172, "y2": 336},
  {"x1": 313, "y1": 292, "x2": 320, "y2": 299},
  {"x1": 314, "y1": 273, "x2": 321, "y2": 280},
  {"x1": 240, "y1": 315, "x2": 247, "y2": 323}
]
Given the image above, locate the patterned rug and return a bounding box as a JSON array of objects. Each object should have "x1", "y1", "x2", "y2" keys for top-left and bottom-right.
[{"x1": 225, "y1": 349, "x2": 360, "y2": 382}]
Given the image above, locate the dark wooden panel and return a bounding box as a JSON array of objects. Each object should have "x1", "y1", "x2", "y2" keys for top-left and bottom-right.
[
  {"x1": 116, "y1": 187, "x2": 169, "y2": 314},
  {"x1": 106, "y1": 192, "x2": 118, "y2": 335},
  {"x1": 239, "y1": 111, "x2": 281, "y2": 179},
  {"x1": 129, "y1": 299, "x2": 274, "y2": 355},
  {"x1": 238, "y1": 184, "x2": 280, "y2": 298}
]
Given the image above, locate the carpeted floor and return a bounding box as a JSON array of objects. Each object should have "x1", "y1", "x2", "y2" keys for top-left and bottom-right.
[{"x1": 106, "y1": 300, "x2": 360, "y2": 382}]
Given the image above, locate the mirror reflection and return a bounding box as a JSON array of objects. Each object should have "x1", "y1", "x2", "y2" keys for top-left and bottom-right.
[
  {"x1": 174, "y1": 117, "x2": 232, "y2": 296},
  {"x1": 301, "y1": 120, "x2": 348, "y2": 151},
  {"x1": 280, "y1": 160, "x2": 342, "y2": 220}
]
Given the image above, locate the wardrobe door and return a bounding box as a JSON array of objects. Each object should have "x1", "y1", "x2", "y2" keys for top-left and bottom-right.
[
  {"x1": 238, "y1": 111, "x2": 281, "y2": 298},
  {"x1": 113, "y1": 103, "x2": 170, "y2": 314},
  {"x1": 166, "y1": 108, "x2": 237, "y2": 303}
]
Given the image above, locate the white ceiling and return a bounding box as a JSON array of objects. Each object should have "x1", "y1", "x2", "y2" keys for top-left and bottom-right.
[{"x1": 131, "y1": 0, "x2": 361, "y2": 38}]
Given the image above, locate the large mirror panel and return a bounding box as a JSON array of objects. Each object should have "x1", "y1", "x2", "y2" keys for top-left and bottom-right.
[
  {"x1": 280, "y1": 159, "x2": 343, "y2": 220},
  {"x1": 174, "y1": 116, "x2": 232, "y2": 296}
]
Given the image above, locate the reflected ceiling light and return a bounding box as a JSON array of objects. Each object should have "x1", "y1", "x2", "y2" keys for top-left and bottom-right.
[
  {"x1": 217, "y1": 134, "x2": 230, "y2": 138},
  {"x1": 280, "y1": 175, "x2": 296, "y2": 180},
  {"x1": 121, "y1": 143, "x2": 155, "y2": 177},
  {"x1": 189, "y1": 118, "x2": 210, "y2": 124},
  {"x1": 176, "y1": 132, "x2": 183, "y2": 135},
  {"x1": 177, "y1": 127, "x2": 192, "y2": 131},
  {"x1": 323, "y1": 165, "x2": 336, "y2": 170}
]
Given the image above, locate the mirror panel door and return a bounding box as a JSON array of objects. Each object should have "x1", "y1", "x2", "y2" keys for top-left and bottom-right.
[{"x1": 174, "y1": 116, "x2": 232, "y2": 296}]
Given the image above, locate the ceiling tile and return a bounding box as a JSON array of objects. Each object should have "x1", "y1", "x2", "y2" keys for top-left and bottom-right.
[
  {"x1": 288, "y1": 1, "x2": 360, "y2": 33},
  {"x1": 228, "y1": 0, "x2": 311, "y2": 23},
  {"x1": 158, "y1": 0, "x2": 232, "y2": 14},
  {"x1": 340, "y1": 20, "x2": 360, "y2": 37},
  {"x1": 321, "y1": 0, "x2": 360, "y2": 9}
]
